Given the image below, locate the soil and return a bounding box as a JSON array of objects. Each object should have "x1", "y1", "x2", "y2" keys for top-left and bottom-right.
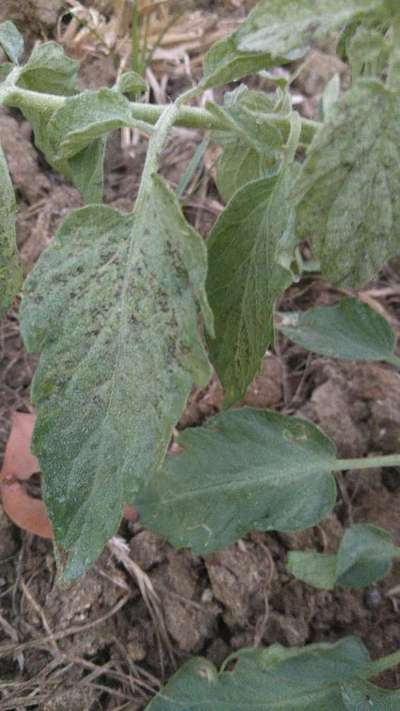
[{"x1": 1, "y1": 1, "x2": 400, "y2": 709}]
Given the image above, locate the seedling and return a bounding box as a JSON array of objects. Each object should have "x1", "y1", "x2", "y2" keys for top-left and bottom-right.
[{"x1": 2, "y1": 0, "x2": 400, "y2": 704}]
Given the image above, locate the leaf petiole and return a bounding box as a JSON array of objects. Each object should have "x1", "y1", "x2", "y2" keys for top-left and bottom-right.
[{"x1": 333, "y1": 454, "x2": 400, "y2": 472}]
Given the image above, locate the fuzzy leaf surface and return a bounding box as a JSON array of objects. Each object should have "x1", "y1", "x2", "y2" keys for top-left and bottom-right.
[
  {"x1": 202, "y1": 0, "x2": 381, "y2": 90},
  {"x1": 211, "y1": 87, "x2": 288, "y2": 202},
  {"x1": 47, "y1": 89, "x2": 149, "y2": 160},
  {"x1": 288, "y1": 524, "x2": 399, "y2": 589},
  {"x1": 279, "y1": 298, "x2": 396, "y2": 363},
  {"x1": 0, "y1": 21, "x2": 24, "y2": 64},
  {"x1": 20, "y1": 179, "x2": 212, "y2": 580},
  {"x1": 145, "y1": 637, "x2": 400, "y2": 710},
  {"x1": 0, "y1": 144, "x2": 21, "y2": 318},
  {"x1": 17, "y1": 42, "x2": 79, "y2": 95},
  {"x1": 207, "y1": 169, "x2": 298, "y2": 404},
  {"x1": 137, "y1": 409, "x2": 337, "y2": 554},
  {"x1": 295, "y1": 80, "x2": 400, "y2": 286}
]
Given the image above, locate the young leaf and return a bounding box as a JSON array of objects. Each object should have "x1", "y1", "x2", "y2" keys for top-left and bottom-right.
[
  {"x1": 288, "y1": 524, "x2": 399, "y2": 589},
  {"x1": 288, "y1": 551, "x2": 338, "y2": 590},
  {"x1": 145, "y1": 637, "x2": 400, "y2": 710},
  {"x1": 0, "y1": 21, "x2": 24, "y2": 64},
  {"x1": 16, "y1": 42, "x2": 79, "y2": 95},
  {"x1": 115, "y1": 70, "x2": 147, "y2": 98},
  {"x1": 136, "y1": 409, "x2": 337, "y2": 555},
  {"x1": 207, "y1": 167, "x2": 299, "y2": 404},
  {"x1": 294, "y1": 79, "x2": 400, "y2": 287},
  {"x1": 20, "y1": 179, "x2": 212, "y2": 580},
  {"x1": 0, "y1": 144, "x2": 22, "y2": 318},
  {"x1": 202, "y1": 0, "x2": 382, "y2": 90},
  {"x1": 47, "y1": 89, "x2": 152, "y2": 161},
  {"x1": 279, "y1": 297, "x2": 399, "y2": 366},
  {"x1": 211, "y1": 87, "x2": 288, "y2": 202},
  {"x1": 336, "y1": 523, "x2": 399, "y2": 587}
]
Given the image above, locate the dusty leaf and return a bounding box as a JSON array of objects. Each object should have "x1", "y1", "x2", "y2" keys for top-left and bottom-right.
[
  {"x1": 137, "y1": 409, "x2": 337, "y2": 554},
  {"x1": 207, "y1": 167, "x2": 298, "y2": 404},
  {"x1": 202, "y1": 0, "x2": 382, "y2": 90},
  {"x1": 20, "y1": 178, "x2": 212, "y2": 580},
  {"x1": 0, "y1": 21, "x2": 24, "y2": 64},
  {"x1": 0, "y1": 144, "x2": 22, "y2": 318},
  {"x1": 294, "y1": 79, "x2": 400, "y2": 286},
  {"x1": 145, "y1": 637, "x2": 400, "y2": 710},
  {"x1": 47, "y1": 89, "x2": 152, "y2": 160},
  {"x1": 17, "y1": 42, "x2": 79, "y2": 95},
  {"x1": 211, "y1": 86, "x2": 288, "y2": 202}
]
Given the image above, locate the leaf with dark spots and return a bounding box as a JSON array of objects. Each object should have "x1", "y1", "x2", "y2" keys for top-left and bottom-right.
[{"x1": 20, "y1": 176, "x2": 213, "y2": 580}]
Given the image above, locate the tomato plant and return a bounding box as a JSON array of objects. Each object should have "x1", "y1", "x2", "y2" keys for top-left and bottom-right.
[{"x1": 2, "y1": 0, "x2": 400, "y2": 706}]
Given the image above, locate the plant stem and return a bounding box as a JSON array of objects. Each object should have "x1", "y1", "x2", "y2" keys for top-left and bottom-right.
[
  {"x1": 368, "y1": 648, "x2": 400, "y2": 676},
  {"x1": 131, "y1": 0, "x2": 142, "y2": 75},
  {"x1": 333, "y1": 454, "x2": 400, "y2": 472},
  {"x1": 385, "y1": 353, "x2": 400, "y2": 369},
  {"x1": 3, "y1": 86, "x2": 320, "y2": 141}
]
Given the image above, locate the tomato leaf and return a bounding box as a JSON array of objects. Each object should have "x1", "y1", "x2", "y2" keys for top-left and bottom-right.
[
  {"x1": 211, "y1": 86, "x2": 289, "y2": 202},
  {"x1": 20, "y1": 179, "x2": 212, "y2": 580},
  {"x1": 115, "y1": 70, "x2": 147, "y2": 98},
  {"x1": 202, "y1": 0, "x2": 382, "y2": 90},
  {"x1": 288, "y1": 524, "x2": 400, "y2": 589},
  {"x1": 279, "y1": 298, "x2": 397, "y2": 364},
  {"x1": 145, "y1": 636, "x2": 400, "y2": 710},
  {"x1": 294, "y1": 79, "x2": 400, "y2": 286},
  {"x1": 207, "y1": 167, "x2": 299, "y2": 404},
  {"x1": 0, "y1": 21, "x2": 24, "y2": 64},
  {"x1": 137, "y1": 409, "x2": 337, "y2": 554},
  {"x1": 47, "y1": 89, "x2": 153, "y2": 160},
  {"x1": 17, "y1": 42, "x2": 79, "y2": 95},
  {"x1": 0, "y1": 144, "x2": 22, "y2": 318}
]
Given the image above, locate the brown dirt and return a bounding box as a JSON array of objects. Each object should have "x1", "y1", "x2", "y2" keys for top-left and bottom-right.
[{"x1": 1, "y1": 2, "x2": 400, "y2": 709}]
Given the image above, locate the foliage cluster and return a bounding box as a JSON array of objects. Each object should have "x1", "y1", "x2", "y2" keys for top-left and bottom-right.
[{"x1": 2, "y1": 1, "x2": 400, "y2": 706}]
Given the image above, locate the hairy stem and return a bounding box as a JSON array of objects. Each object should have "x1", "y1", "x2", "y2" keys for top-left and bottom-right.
[
  {"x1": 368, "y1": 648, "x2": 400, "y2": 676},
  {"x1": 333, "y1": 454, "x2": 400, "y2": 472},
  {"x1": 3, "y1": 86, "x2": 319, "y2": 142}
]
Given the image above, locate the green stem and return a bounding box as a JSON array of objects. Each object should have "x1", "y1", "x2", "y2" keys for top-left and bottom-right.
[
  {"x1": 368, "y1": 648, "x2": 400, "y2": 677},
  {"x1": 333, "y1": 454, "x2": 400, "y2": 472},
  {"x1": 2, "y1": 86, "x2": 320, "y2": 141},
  {"x1": 131, "y1": 0, "x2": 142, "y2": 76},
  {"x1": 385, "y1": 353, "x2": 400, "y2": 369}
]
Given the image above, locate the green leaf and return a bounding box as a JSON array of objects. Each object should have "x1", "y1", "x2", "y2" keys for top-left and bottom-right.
[
  {"x1": 321, "y1": 74, "x2": 340, "y2": 120},
  {"x1": 115, "y1": 70, "x2": 147, "y2": 98},
  {"x1": 348, "y1": 26, "x2": 390, "y2": 78},
  {"x1": 294, "y1": 79, "x2": 400, "y2": 287},
  {"x1": 211, "y1": 86, "x2": 288, "y2": 202},
  {"x1": 17, "y1": 42, "x2": 79, "y2": 95},
  {"x1": 20, "y1": 178, "x2": 212, "y2": 580},
  {"x1": 202, "y1": 34, "x2": 294, "y2": 93},
  {"x1": 287, "y1": 551, "x2": 337, "y2": 590},
  {"x1": 0, "y1": 144, "x2": 22, "y2": 318},
  {"x1": 341, "y1": 683, "x2": 400, "y2": 710},
  {"x1": 137, "y1": 409, "x2": 337, "y2": 555},
  {"x1": 0, "y1": 63, "x2": 13, "y2": 79},
  {"x1": 47, "y1": 89, "x2": 151, "y2": 160},
  {"x1": 288, "y1": 524, "x2": 399, "y2": 589},
  {"x1": 207, "y1": 167, "x2": 299, "y2": 404},
  {"x1": 337, "y1": 523, "x2": 399, "y2": 587},
  {"x1": 68, "y1": 139, "x2": 106, "y2": 205},
  {"x1": 202, "y1": 0, "x2": 382, "y2": 90},
  {"x1": 0, "y1": 21, "x2": 24, "y2": 64},
  {"x1": 279, "y1": 297, "x2": 398, "y2": 364},
  {"x1": 145, "y1": 637, "x2": 400, "y2": 710}
]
